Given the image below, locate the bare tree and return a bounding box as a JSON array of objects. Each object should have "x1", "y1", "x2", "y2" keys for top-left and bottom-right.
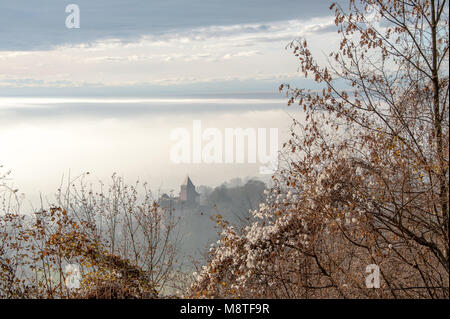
[
  {"x1": 54, "y1": 173, "x2": 179, "y2": 297},
  {"x1": 189, "y1": 0, "x2": 448, "y2": 299},
  {"x1": 0, "y1": 172, "x2": 179, "y2": 298}
]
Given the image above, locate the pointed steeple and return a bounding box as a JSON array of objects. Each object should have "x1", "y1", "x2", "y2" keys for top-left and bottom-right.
[
  {"x1": 180, "y1": 175, "x2": 199, "y2": 203},
  {"x1": 183, "y1": 175, "x2": 195, "y2": 188}
]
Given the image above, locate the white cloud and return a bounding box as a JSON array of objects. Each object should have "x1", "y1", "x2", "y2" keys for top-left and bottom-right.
[{"x1": 0, "y1": 17, "x2": 338, "y2": 88}]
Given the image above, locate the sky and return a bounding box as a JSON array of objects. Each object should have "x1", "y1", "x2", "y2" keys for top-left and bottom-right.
[{"x1": 0, "y1": 0, "x2": 342, "y2": 210}]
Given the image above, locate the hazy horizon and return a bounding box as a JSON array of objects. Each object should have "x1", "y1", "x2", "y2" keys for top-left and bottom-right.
[{"x1": 1, "y1": 0, "x2": 337, "y2": 211}]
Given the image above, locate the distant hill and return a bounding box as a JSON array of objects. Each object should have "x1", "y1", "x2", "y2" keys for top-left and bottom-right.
[{"x1": 166, "y1": 178, "x2": 267, "y2": 270}]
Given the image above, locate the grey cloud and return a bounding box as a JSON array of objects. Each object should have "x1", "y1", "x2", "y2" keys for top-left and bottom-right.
[{"x1": 0, "y1": 0, "x2": 342, "y2": 51}]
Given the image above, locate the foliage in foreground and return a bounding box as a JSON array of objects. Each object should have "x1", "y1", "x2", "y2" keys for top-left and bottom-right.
[
  {"x1": 189, "y1": 0, "x2": 449, "y2": 299},
  {"x1": 0, "y1": 174, "x2": 176, "y2": 298}
]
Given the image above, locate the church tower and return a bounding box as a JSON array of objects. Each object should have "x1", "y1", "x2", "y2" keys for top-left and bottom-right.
[{"x1": 180, "y1": 176, "x2": 200, "y2": 205}]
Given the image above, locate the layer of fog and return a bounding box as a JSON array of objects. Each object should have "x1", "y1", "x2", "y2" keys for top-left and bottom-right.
[{"x1": 0, "y1": 100, "x2": 304, "y2": 212}]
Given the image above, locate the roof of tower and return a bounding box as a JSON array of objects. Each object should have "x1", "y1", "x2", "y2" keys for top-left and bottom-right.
[
  {"x1": 181, "y1": 176, "x2": 200, "y2": 197},
  {"x1": 183, "y1": 175, "x2": 195, "y2": 187}
]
